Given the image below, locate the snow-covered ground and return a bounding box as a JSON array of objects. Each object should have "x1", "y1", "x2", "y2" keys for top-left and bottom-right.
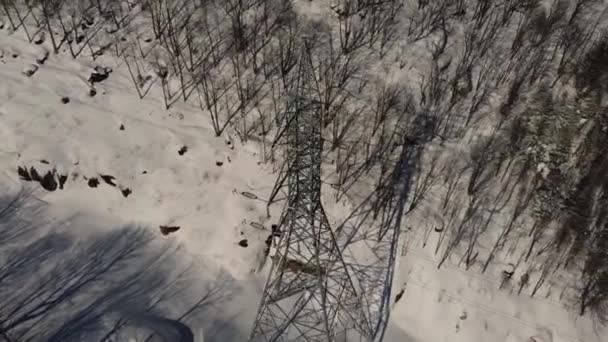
[
  {"x1": 0, "y1": 11, "x2": 606, "y2": 342},
  {"x1": 385, "y1": 238, "x2": 606, "y2": 342},
  {"x1": 0, "y1": 26, "x2": 273, "y2": 341},
  {"x1": 0, "y1": 27, "x2": 277, "y2": 277}
]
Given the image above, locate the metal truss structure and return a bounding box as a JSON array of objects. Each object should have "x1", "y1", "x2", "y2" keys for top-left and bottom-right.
[
  {"x1": 249, "y1": 40, "x2": 368, "y2": 342},
  {"x1": 252, "y1": 45, "x2": 435, "y2": 338},
  {"x1": 249, "y1": 37, "x2": 427, "y2": 341}
]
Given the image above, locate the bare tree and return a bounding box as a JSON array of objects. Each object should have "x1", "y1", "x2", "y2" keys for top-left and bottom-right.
[
  {"x1": 406, "y1": 0, "x2": 447, "y2": 42},
  {"x1": 407, "y1": 152, "x2": 440, "y2": 214},
  {"x1": 483, "y1": 167, "x2": 535, "y2": 272},
  {"x1": 39, "y1": 0, "x2": 68, "y2": 53},
  {"x1": 579, "y1": 224, "x2": 608, "y2": 320},
  {"x1": 196, "y1": 60, "x2": 234, "y2": 136}
]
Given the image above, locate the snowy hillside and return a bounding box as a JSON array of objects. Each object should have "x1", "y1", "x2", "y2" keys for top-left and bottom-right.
[
  {"x1": 1, "y1": 0, "x2": 608, "y2": 341},
  {"x1": 0, "y1": 31, "x2": 276, "y2": 274},
  {"x1": 0, "y1": 19, "x2": 275, "y2": 342}
]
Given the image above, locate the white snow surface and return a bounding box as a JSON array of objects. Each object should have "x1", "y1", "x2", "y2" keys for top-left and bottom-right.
[
  {"x1": 1, "y1": 21, "x2": 606, "y2": 342},
  {"x1": 0, "y1": 27, "x2": 270, "y2": 341},
  {"x1": 385, "y1": 238, "x2": 605, "y2": 342},
  {"x1": 0, "y1": 29, "x2": 275, "y2": 279}
]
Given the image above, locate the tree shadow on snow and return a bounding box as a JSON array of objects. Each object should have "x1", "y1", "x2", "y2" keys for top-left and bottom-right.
[
  {"x1": 0, "y1": 188, "x2": 238, "y2": 341},
  {"x1": 203, "y1": 314, "x2": 248, "y2": 342}
]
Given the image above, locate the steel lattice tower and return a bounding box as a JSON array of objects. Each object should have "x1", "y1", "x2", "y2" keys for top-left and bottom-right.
[{"x1": 249, "y1": 40, "x2": 367, "y2": 342}]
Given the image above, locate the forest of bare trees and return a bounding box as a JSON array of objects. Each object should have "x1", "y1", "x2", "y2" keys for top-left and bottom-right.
[{"x1": 2, "y1": 0, "x2": 608, "y2": 327}]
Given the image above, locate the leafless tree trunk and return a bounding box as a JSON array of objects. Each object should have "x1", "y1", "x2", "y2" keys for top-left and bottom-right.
[
  {"x1": 483, "y1": 170, "x2": 535, "y2": 272},
  {"x1": 407, "y1": 153, "x2": 440, "y2": 214},
  {"x1": 406, "y1": 1, "x2": 447, "y2": 42}
]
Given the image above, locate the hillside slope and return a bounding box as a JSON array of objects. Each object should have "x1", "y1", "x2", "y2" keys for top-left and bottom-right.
[
  {"x1": 1, "y1": 0, "x2": 608, "y2": 341},
  {"x1": 0, "y1": 25, "x2": 272, "y2": 341}
]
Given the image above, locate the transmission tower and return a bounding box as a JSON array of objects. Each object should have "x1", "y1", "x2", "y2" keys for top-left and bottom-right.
[{"x1": 249, "y1": 40, "x2": 367, "y2": 342}]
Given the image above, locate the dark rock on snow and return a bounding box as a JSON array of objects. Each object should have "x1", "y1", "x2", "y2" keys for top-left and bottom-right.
[
  {"x1": 89, "y1": 72, "x2": 108, "y2": 84},
  {"x1": 88, "y1": 66, "x2": 112, "y2": 84},
  {"x1": 40, "y1": 171, "x2": 57, "y2": 191},
  {"x1": 18, "y1": 166, "x2": 61, "y2": 192},
  {"x1": 394, "y1": 288, "x2": 405, "y2": 304},
  {"x1": 29, "y1": 167, "x2": 41, "y2": 182},
  {"x1": 121, "y1": 187, "x2": 132, "y2": 198},
  {"x1": 88, "y1": 178, "x2": 99, "y2": 188},
  {"x1": 100, "y1": 174, "x2": 117, "y2": 186},
  {"x1": 58, "y1": 174, "x2": 67, "y2": 189},
  {"x1": 17, "y1": 166, "x2": 31, "y2": 181},
  {"x1": 36, "y1": 51, "x2": 49, "y2": 65},
  {"x1": 160, "y1": 225, "x2": 180, "y2": 236},
  {"x1": 22, "y1": 64, "x2": 38, "y2": 77},
  {"x1": 34, "y1": 33, "x2": 45, "y2": 45}
]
